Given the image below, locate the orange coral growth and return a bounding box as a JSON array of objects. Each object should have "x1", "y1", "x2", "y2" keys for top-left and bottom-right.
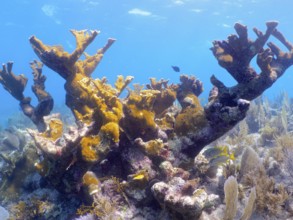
[
  {"x1": 30, "y1": 30, "x2": 104, "y2": 79},
  {"x1": 143, "y1": 139, "x2": 165, "y2": 156},
  {"x1": 174, "y1": 75, "x2": 207, "y2": 136},
  {"x1": 122, "y1": 90, "x2": 158, "y2": 140},
  {"x1": 30, "y1": 30, "x2": 132, "y2": 162},
  {"x1": 213, "y1": 47, "x2": 233, "y2": 63},
  {"x1": 135, "y1": 138, "x2": 165, "y2": 156},
  {"x1": 146, "y1": 78, "x2": 177, "y2": 116},
  {"x1": 100, "y1": 122, "x2": 120, "y2": 143},
  {"x1": 41, "y1": 119, "x2": 63, "y2": 141},
  {"x1": 115, "y1": 75, "x2": 134, "y2": 96},
  {"x1": 155, "y1": 112, "x2": 176, "y2": 135},
  {"x1": 153, "y1": 89, "x2": 177, "y2": 116},
  {"x1": 83, "y1": 172, "x2": 100, "y2": 186},
  {"x1": 175, "y1": 99, "x2": 207, "y2": 136},
  {"x1": 80, "y1": 135, "x2": 101, "y2": 162}
]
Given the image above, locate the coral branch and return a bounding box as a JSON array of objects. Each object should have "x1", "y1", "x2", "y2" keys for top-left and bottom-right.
[
  {"x1": 0, "y1": 61, "x2": 53, "y2": 131},
  {"x1": 30, "y1": 30, "x2": 102, "y2": 79},
  {"x1": 209, "y1": 21, "x2": 293, "y2": 101},
  {"x1": 70, "y1": 30, "x2": 99, "y2": 64},
  {"x1": 115, "y1": 75, "x2": 134, "y2": 96},
  {"x1": 0, "y1": 62, "x2": 28, "y2": 101},
  {"x1": 78, "y1": 38, "x2": 116, "y2": 77},
  {"x1": 180, "y1": 21, "x2": 293, "y2": 157},
  {"x1": 211, "y1": 21, "x2": 278, "y2": 84},
  {"x1": 29, "y1": 60, "x2": 54, "y2": 117}
]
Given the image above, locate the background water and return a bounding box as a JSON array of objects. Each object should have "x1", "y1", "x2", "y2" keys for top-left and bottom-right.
[{"x1": 0, "y1": 0, "x2": 292, "y2": 126}]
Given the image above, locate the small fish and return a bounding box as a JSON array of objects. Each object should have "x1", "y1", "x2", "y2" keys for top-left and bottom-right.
[
  {"x1": 204, "y1": 145, "x2": 234, "y2": 158},
  {"x1": 203, "y1": 146, "x2": 223, "y2": 159},
  {"x1": 210, "y1": 155, "x2": 231, "y2": 166},
  {"x1": 133, "y1": 174, "x2": 145, "y2": 180},
  {"x1": 171, "y1": 66, "x2": 180, "y2": 72}
]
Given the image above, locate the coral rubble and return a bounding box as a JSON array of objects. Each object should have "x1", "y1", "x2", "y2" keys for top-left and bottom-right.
[{"x1": 1, "y1": 22, "x2": 293, "y2": 219}]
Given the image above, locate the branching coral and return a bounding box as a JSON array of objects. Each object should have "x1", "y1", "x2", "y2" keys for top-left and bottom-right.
[
  {"x1": 0, "y1": 61, "x2": 53, "y2": 131},
  {"x1": 181, "y1": 21, "x2": 293, "y2": 157},
  {"x1": 1, "y1": 22, "x2": 293, "y2": 219}
]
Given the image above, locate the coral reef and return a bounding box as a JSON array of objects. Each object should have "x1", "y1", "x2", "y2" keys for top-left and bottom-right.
[{"x1": 1, "y1": 22, "x2": 293, "y2": 219}]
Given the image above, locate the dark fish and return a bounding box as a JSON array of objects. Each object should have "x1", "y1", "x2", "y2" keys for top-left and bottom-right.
[{"x1": 171, "y1": 66, "x2": 180, "y2": 72}]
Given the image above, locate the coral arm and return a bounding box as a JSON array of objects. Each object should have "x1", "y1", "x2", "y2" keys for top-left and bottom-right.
[
  {"x1": 69, "y1": 30, "x2": 99, "y2": 64},
  {"x1": 115, "y1": 75, "x2": 134, "y2": 96},
  {"x1": 268, "y1": 28, "x2": 293, "y2": 72},
  {"x1": 31, "y1": 60, "x2": 47, "y2": 100},
  {"x1": 20, "y1": 61, "x2": 53, "y2": 131},
  {"x1": 209, "y1": 21, "x2": 293, "y2": 101},
  {"x1": 20, "y1": 61, "x2": 53, "y2": 132},
  {"x1": 30, "y1": 35, "x2": 72, "y2": 79},
  {"x1": 211, "y1": 21, "x2": 277, "y2": 84},
  {"x1": 30, "y1": 60, "x2": 54, "y2": 117},
  {"x1": 0, "y1": 61, "x2": 53, "y2": 131},
  {"x1": 29, "y1": 30, "x2": 100, "y2": 79},
  {"x1": 77, "y1": 38, "x2": 116, "y2": 77},
  {"x1": 0, "y1": 62, "x2": 28, "y2": 101},
  {"x1": 210, "y1": 22, "x2": 293, "y2": 102},
  {"x1": 181, "y1": 22, "x2": 293, "y2": 158}
]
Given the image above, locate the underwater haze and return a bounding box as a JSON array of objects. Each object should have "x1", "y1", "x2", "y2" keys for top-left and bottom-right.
[{"x1": 0, "y1": 0, "x2": 292, "y2": 124}]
